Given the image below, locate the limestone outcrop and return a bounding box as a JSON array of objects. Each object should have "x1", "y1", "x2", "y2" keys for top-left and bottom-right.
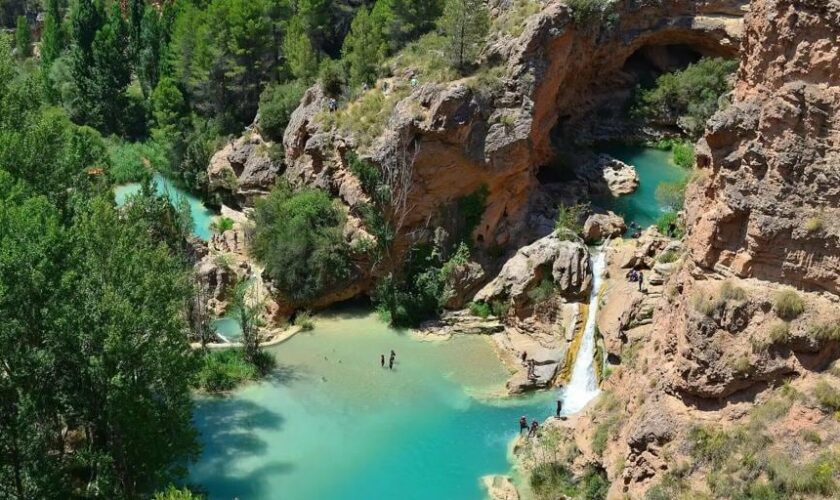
[
  {"x1": 278, "y1": 0, "x2": 746, "y2": 266},
  {"x1": 573, "y1": 2, "x2": 840, "y2": 498},
  {"x1": 573, "y1": 155, "x2": 639, "y2": 197},
  {"x1": 208, "y1": 130, "x2": 282, "y2": 206},
  {"x1": 583, "y1": 211, "x2": 626, "y2": 243},
  {"x1": 474, "y1": 233, "x2": 592, "y2": 315},
  {"x1": 687, "y1": 0, "x2": 840, "y2": 294}
]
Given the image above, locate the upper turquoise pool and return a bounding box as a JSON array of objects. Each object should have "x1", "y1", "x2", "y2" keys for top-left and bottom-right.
[
  {"x1": 595, "y1": 145, "x2": 688, "y2": 230},
  {"x1": 113, "y1": 173, "x2": 216, "y2": 241},
  {"x1": 188, "y1": 309, "x2": 554, "y2": 499}
]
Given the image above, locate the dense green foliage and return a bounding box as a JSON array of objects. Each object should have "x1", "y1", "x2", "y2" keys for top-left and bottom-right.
[
  {"x1": 635, "y1": 57, "x2": 738, "y2": 139},
  {"x1": 251, "y1": 182, "x2": 352, "y2": 302},
  {"x1": 342, "y1": 7, "x2": 386, "y2": 87},
  {"x1": 14, "y1": 14, "x2": 29, "y2": 57},
  {"x1": 194, "y1": 348, "x2": 275, "y2": 393},
  {"x1": 671, "y1": 141, "x2": 695, "y2": 168},
  {"x1": 0, "y1": 35, "x2": 202, "y2": 497},
  {"x1": 566, "y1": 0, "x2": 618, "y2": 27},
  {"x1": 259, "y1": 80, "x2": 307, "y2": 141}
]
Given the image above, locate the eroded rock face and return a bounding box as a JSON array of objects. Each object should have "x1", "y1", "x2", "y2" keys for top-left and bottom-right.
[
  {"x1": 578, "y1": 3, "x2": 840, "y2": 498},
  {"x1": 687, "y1": 0, "x2": 840, "y2": 294},
  {"x1": 209, "y1": 131, "x2": 282, "y2": 206},
  {"x1": 474, "y1": 233, "x2": 592, "y2": 314},
  {"x1": 574, "y1": 155, "x2": 639, "y2": 197},
  {"x1": 280, "y1": 0, "x2": 745, "y2": 262},
  {"x1": 583, "y1": 211, "x2": 626, "y2": 243}
]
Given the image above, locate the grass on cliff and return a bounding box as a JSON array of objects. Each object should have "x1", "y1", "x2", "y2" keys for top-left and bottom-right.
[
  {"x1": 316, "y1": 86, "x2": 410, "y2": 151},
  {"x1": 774, "y1": 289, "x2": 805, "y2": 321},
  {"x1": 693, "y1": 281, "x2": 746, "y2": 317},
  {"x1": 493, "y1": 0, "x2": 542, "y2": 38},
  {"x1": 670, "y1": 390, "x2": 839, "y2": 499}
]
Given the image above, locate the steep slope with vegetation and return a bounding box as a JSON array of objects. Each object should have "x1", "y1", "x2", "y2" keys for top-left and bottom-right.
[{"x1": 522, "y1": 1, "x2": 840, "y2": 498}]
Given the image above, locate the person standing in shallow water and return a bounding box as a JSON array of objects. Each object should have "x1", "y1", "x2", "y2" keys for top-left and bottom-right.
[
  {"x1": 380, "y1": 354, "x2": 385, "y2": 368},
  {"x1": 389, "y1": 350, "x2": 395, "y2": 369}
]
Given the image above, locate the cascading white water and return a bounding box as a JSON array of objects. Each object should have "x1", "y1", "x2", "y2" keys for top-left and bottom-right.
[{"x1": 560, "y1": 246, "x2": 607, "y2": 415}]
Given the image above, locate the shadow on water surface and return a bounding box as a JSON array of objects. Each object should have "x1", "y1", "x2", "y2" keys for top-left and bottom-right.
[{"x1": 192, "y1": 397, "x2": 294, "y2": 498}]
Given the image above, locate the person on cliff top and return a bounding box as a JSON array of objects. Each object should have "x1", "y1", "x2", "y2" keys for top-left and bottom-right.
[
  {"x1": 556, "y1": 398, "x2": 563, "y2": 418},
  {"x1": 380, "y1": 354, "x2": 385, "y2": 368},
  {"x1": 529, "y1": 420, "x2": 539, "y2": 437},
  {"x1": 521, "y1": 351, "x2": 527, "y2": 364},
  {"x1": 638, "y1": 271, "x2": 644, "y2": 292},
  {"x1": 519, "y1": 416, "x2": 528, "y2": 434}
]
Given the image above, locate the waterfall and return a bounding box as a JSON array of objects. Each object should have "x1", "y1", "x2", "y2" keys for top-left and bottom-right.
[{"x1": 560, "y1": 245, "x2": 607, "y2": 415}]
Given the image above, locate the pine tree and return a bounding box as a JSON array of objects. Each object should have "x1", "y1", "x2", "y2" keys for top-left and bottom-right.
[
  {"x1": 14, "y1": 15, "x2": 30, "y2": 57},
  {"x1": 342, "y1": 7, "x2": 386, "y2": 88},
  {"x1": 39, "y1": 0, "x2": 63, "y2": 66},
  {"x1": 284, "y1": 14, "x2": 319, "y2": 81},
  {"x1": 440, "y1": 0, "x2": 489, "y2": 71},
  {"x1": 373, "y1": 0, "x2": 444, "y2": 49},
  {"x1": 89, "y1": 3, "x2": 131, "y2": 132}
]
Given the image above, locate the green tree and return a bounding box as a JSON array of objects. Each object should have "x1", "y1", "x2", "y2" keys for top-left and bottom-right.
[
  {"x1": 230, "y1": 281, "x2": 265, "y2": 365},
  {"x1": 251, "y1": 182, "x2": 352, "y2": 303},
  {"x1": 284, "y1": 13, "x2": 319, "y2": 81},
  {"x1": 440, "y1": 0, "x2": 489, "y2": 71},
  {"x1": 372, "y1": 0, "x2": 443, "y2": 50},
  {"x1": 39, "y1": 0, "x2": 64, "y2": 67},
  {"x1": 258, "y1": 79, "x2": 307, "y2": 141},
  {"x1": 635, "y1": 57, "x2": 738, "y2": 139},
  {"x1": 167, "y1": 0, "x2": 281, "y2": 130},
  {"x1": 14, "y1": 15, "x2": 29, "y2": 57},
  {"x1": 342, "y1": 7, "x2": 386, "y2": 88},
  {"x1": 89, "y1": 3, "x2": 132, "y2": 133}
]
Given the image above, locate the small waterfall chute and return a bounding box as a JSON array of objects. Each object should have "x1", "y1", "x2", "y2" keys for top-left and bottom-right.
[{"x1": 559, "y1": 244, "x2": 607, "y2": 415}]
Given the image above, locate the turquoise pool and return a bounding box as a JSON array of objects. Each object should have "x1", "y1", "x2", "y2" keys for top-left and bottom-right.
[
  {"x1": 595, "y1": 146, "x2": 688, "y2": 230},
  {"x1": 189, "y1": 309, "x2": 553, "y2": 499},
  {"x1": 113, "y1": 173, "x2": 216, "y2": 241}
]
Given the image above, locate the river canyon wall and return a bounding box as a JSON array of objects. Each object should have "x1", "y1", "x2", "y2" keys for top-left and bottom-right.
[{"x1": 551, "y1": 1, "x2": 840, "y2": 498}]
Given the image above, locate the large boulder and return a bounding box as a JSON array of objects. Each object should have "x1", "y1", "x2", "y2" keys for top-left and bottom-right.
[
  {"x1": 583, "y1": 211, "x2": 626, "y2": 243},
  {"x1": 574, "y1": 154, "x2": 639, "y2": 197},
  {"x1": 441, "y1": 260, "x2": 487, "y2": 310},
  {"x1": 475, "y1": 233, "x2": 591, "y2": 315}
]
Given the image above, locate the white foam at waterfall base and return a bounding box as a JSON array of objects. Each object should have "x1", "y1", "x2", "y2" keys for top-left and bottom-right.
[{"x1": 560, "y1": 246, "x2": 607, "y2": 415}]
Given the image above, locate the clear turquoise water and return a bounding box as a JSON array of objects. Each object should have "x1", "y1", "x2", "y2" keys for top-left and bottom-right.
[
  {"x1": 595, "y1": 146, "x2": 688, "y2": 230},
  {"x1": 113, "y1": 174, "x2": 216, "y2": 241},
  {"x1": 212, "y1": 316, "x2": 243, "y2": 342},
  {"x1": 189, "y1": 309, "x2": 553, "y2": 500}
]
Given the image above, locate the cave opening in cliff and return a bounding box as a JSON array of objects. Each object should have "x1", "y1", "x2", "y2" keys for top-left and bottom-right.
[{"x1": 622, "y1": 44, "x2": 704, "y2": 88}]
